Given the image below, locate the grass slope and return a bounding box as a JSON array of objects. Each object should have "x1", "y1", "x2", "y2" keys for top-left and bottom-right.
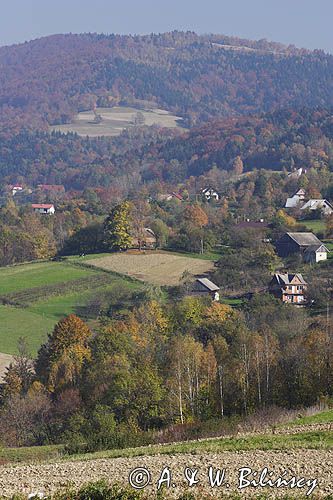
[
  {"x1": 51, "y1": 106, "x2": 183, "y2": 138},
  {"x1": 287, "y1": 409, "x2": 333, "y2": 426},
  {"x1": 0, "y1": 306, "x2": 55, "y2": 354},
  {"x1": 0, "y1": 259, "x2": 142, "y2": 355},
  {"x1": 0, "y1": 261, "x2": 91, "y2": 295},
  {"x1": 1, "y1": 428, "x2": 332, "y2": 465}
]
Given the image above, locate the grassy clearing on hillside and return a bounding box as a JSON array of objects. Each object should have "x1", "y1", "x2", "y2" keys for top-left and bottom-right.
[
  {"x1": 89, "y1": 251, "x2": 214, "y2": 286},
  {"x1": 166, "y1": 250, "x2": 222, "y2": 261},
  {"x1": 51, "y1": 106, "x2": 184, "y2": 137},
  {"x1": 0, "y1": 260, "x2": 142, "y2": 355},
  {"x1": 28, "y1": 280, "x2": 140, "y2": 320},
  {"x1": 0, "y1": 261, "x2": 92, "y2": 295},
  {"x1": 0, "y1": 306, "x2": 55, "y2": 355}
]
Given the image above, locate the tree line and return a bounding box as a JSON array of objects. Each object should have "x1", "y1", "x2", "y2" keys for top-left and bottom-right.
[{"x1": 0, "y1": 292, "x2": 331, "y2": 449}]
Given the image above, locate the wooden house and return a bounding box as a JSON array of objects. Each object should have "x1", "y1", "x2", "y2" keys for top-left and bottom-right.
[
  {"x1": 276, "y1": 232, "x2": 328, "y2": 262},
  {"x1": 132, "y1": 227, "x2": 156, "y2": 249},
  {"x1": 269, "y1": 273, "x2": 307, "y2": 305},
  {"x1": 191, "y1": 278, "x2": 220, "y2": 301}
]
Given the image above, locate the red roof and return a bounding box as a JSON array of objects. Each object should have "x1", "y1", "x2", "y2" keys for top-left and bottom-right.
[
  {"x1": 32, "y1": 204, "x2": 54, "y2": 209},
  {"x1": 172, "y1": 192, "x2": 183, "y2": 200}
]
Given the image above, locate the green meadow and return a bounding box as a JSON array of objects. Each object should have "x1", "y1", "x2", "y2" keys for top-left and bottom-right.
[{"x1": 0, "y1": 259, "x2": 142, "y2": 355}]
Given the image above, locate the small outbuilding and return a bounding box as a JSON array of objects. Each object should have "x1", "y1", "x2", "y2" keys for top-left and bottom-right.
[
  {"x1": 132, "y1": 227, "x2": 157, "y2": 249},
  {"x1": 192, "y1": 277, "x2": 220, "y2": 301}
]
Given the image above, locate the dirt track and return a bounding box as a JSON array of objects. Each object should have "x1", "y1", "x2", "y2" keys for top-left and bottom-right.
[{"x1": 0, "y1": 448, "x2": 332, "y2": 498}]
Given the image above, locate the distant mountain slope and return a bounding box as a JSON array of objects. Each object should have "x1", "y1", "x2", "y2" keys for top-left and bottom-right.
[
  {"x1": 1, "y1": 109, "x2": 333, "y2": 189},
  {"x1": 0, "y1": 31, "x2": 333, "y2": 133}
]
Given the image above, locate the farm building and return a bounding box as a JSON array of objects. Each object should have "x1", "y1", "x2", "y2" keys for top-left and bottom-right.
[
  {"x1": 157, "y1": 192, "x2": 183, "y2": 202},
  {"x1": 269, "y1": 273, "x2": 307, "y2": 305},
  {"x1": 235, "y1": 219, "x2": 269, "y2": 231},
  {"x1": 132, "y1": 227, "x2": 156, "y2": 249},
  {"x1": 287, "y1": 167, "x2": 307, "y2": 179},
  {"x1": 32, "y1": 203, "x2": 55, "y2": 215},
  {"x1": 276, "y1": 232, "x2": 328, "y2": 262},
  {"x1": 300, "y1": 199, "x2": 333, "y2": 216},
  {"x1": 10, "y1": 185, "x2": 23, "y2": 196},
  {"x1": 191, "y1": 277, "x2": 220, "y2": 301},
  {"x1": 303, "y1": 244, "x2": 329, "y2": 264},
  {"x1": 285, "y1": 188, "x2": 306, "y2": 209},
  {"x1": 202, "y1": 187, "x2": 219, "y2": 201}
]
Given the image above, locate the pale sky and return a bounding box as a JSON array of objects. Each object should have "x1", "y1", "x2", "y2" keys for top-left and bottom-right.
[{"x1": 0, "y1": 0, "x2": 332, "y2": 53}]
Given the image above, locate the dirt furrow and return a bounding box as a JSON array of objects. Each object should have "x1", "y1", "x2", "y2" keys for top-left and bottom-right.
[{"x1": 0, "y1": 449, "x2": 332, "y2": 498}]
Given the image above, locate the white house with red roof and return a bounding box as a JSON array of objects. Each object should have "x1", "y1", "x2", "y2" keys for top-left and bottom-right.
[{"x1": 32, "y1": 203, "x2": 55, "y2": 215}]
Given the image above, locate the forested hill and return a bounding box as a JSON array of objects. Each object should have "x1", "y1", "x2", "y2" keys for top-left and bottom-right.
[
  {"x1": 0, "y1": 31, "x2": 333, "y2": 133},
  {"x1": 1, "y1": 108, "x2": 333, "y2": 189}
]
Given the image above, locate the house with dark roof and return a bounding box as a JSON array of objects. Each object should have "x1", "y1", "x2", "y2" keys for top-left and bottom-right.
[
  {"x1": 276, "y1": 232, "x2": 328, "y2": 263},
  {"x1": 269, "y1": 273, "x2": 307, "y2": 305},
  {"x1": 192, "y1": 278, "x2": 220, "y2": 301}
]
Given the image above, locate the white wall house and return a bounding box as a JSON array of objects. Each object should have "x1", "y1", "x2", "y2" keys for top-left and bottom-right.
[
  {"x1": 202, "y1": 187, "x2": 219, "y2": 201},
  {"x1": 303, "y1": 244, "x2": 329, "y2": 264},
  {"x1": 285, "y1": 188, "x2": 306, "y2": 208},
  {"x1": 300, "y1": 199, "x2": 333, "y2": 216},
  {"x1": 32, "y1": 203, "x2": 55, "y2": 215}
]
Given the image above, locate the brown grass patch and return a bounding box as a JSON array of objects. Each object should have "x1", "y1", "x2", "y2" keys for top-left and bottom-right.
[
  {"x1": 0, "y1": 352, "x2": 14, "y2": 381},
  {"x1": 89, "y1": 251, "x2": 214, "y2": 286}
]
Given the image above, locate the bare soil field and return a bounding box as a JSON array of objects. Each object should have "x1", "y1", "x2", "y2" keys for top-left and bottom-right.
[
  {"x1": 0, "y1": 352, "x2": 14, "y2": 381},
  {"x1": 89, "y1": 252, "x2": 214, "y2": 286},
  {"x1": 50, "y1": 106, "x2": 184, "y2": 137},
  {"x1": 0, "y1": 449, "x2": 331, "y2": 497}
]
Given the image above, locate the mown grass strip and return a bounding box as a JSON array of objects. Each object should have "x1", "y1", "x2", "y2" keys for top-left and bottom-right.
[
  {"x1": 0, "y1": 444, "x2": 63, "y2": 464},
  {"x1": 70, "y1": 430, "x2": 333, "y2": 462},
  {"x1": 285, "y1": 409, "x2": 333, "y2": 426},
  {"x1": 0, "y1": 429, "x2": 332, "y2": 466}
]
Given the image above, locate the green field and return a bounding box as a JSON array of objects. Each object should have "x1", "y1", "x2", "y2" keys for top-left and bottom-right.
[
  {"x1": 0, "y1": 261, "x2": 91, "y2": 295},
  {"x1": 287, "y1": 409, "x2": 333, "y2": 426},
  {"x1": 0, "y1": 306, "x2": 55, "y2": 354},
  {"x1": 0, "y1": 259, "x2": 142, "y2": 355},
  {"x1": 301, "y1": 219, "x2": 326, "y2": 233}
]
